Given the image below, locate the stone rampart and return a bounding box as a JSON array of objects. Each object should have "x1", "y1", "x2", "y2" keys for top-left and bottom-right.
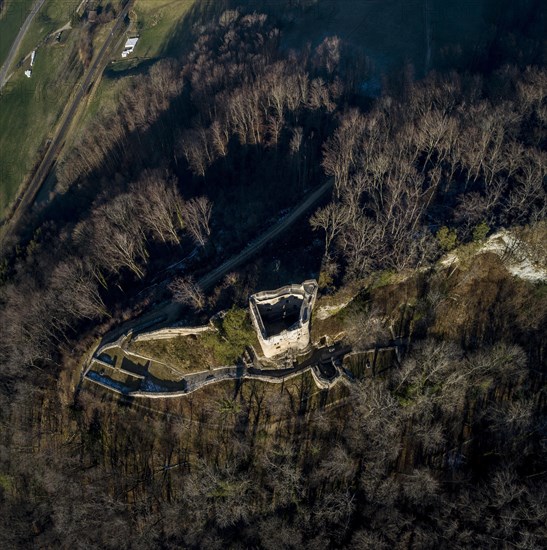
[
  {"x1": 132, "y1": 325, "x2": 213, "y2": 342},
  {"x1": 88, "y1": 365, "x2": 320, "y2": 399}
]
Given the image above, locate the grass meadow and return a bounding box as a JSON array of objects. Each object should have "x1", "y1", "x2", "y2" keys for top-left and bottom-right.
[{"x1": 0, "y1": 0, "x2": 34, "y2": 68}]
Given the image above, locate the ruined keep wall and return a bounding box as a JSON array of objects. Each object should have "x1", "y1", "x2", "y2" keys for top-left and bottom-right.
[
  {"x1": 249, "y1": 280, "x2": 318, "y2": 358},
  {"x1": 255, "y1": 322, "x2": 309, "y2": 357}
]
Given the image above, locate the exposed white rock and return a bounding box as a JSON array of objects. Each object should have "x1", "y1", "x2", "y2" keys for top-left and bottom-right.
[{"x1": 441, "y1": 229, "x2": 547, "y2": 282}]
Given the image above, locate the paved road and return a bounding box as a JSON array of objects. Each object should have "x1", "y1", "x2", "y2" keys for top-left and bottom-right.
[
  {"x1": 198, "y1": 180, "x2": 333, "y2": 289},
  {"x1": 99, "y1": 179, "x2": 334, "y2": 345},
  {"x1": 1, "y1": 0, "x2": 133, "y2": 242},
  {"x1": 0, "y1": 0, "x2": 46, "y2": 91}
]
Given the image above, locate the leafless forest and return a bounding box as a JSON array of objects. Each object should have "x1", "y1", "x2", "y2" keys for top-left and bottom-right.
[{"x1": 0, "y1": 5, "x2": 545, "y2": 548}]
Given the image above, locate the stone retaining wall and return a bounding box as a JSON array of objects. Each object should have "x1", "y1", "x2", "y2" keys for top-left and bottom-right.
[
  {"x1": 86, "y1": 361, "x2": 327, "y2": 399},
  {"x1": 132, "y1": 325, "x2": 214, "y2": 342}
]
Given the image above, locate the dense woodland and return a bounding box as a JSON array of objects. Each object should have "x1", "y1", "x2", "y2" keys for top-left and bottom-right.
[{"x1": 0, "y1": 5, "x2": 546, "y2": 548}]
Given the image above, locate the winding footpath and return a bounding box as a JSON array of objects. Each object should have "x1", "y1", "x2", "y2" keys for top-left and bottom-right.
[
  {"x1": 198, "y1": 180, "x2": 333, "y2": 289},
  {"x1": 86, "y1": 343, "x2": 353, "y2": 399}
]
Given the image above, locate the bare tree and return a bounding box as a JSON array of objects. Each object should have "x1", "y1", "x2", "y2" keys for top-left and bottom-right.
[
  {"x1": 347, "y1": 381, "x2": 402, "y2": 466},
  {"x1": 57, "y1": 58, "x2": 183, "y2": 191},
  {"x1": 219, "y1": 9, "x2": 240, "y2": 28},
  {"x1": 169, "y1": 277, "x2": 205, "y2": 310},
  {"x1": 266, "y1": 113, "x2": 284, "y2": 147},
  {"x1": 344, "y1": 308, "x2": 390, "y2": 350},
  {"x1": 49, "y1": 260, "x2": 107, "y2": 320},
  {"x1": 313, "y1": 36, "x2": 342, "y2": 74},
  {"x1": 308, "y1": 77, "x2": 336, "y2": 113},
  {"x1": 322, "y1": 109, "x2": 366, "y2": 195},
  {"x1": 97, "y1": 221, "x2": 147, "y2": 278},
  {"x1": 516, "y1": 66, "x2": 547, "y2": 119},
  {"x1": 210, "y1": 119, "x2": 230, "y2": 158},
  {"x1": 316, "y1": 445, "x2": 356, "y2": 487},
  {"x1": 78, "y1": 24, "x2": 93, "y2": 68},
  {"x1": 505, "y1": 148, "x2": 547, "y2": 223},
  {"x1": 310, "y1": 202, "x2": 351, "y2": 257},
  {"x1": 135, "y1": 172, "x2": 184, "y2": 244},
  {"x1": 337, "y1": 216, "x2": 379, "y2": 276},
  {"x1": 92, "y1": 193, "x2": 149, "y2": 278},
  {"x1": 179, "y1": 128, "x2": 215, "y2": 177},
  {"x1": 289, "y1": 126, "x2": 303, "y2": 156},
  {"x1": 148, "y1": 58, "x2": 184, "y2": 112},
  {"x1": 401, "y1": 468, "x2": 440, "y2": 505},
  {"x1": 183, "y1": 196, "x2": 213, "y2": 247}
]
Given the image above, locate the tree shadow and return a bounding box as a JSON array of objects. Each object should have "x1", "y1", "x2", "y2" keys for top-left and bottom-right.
[
  {"x1": 141, "y1": 370, "x2": 187, "y2": 392},
  {"x1": 318, "y1": 387, "x2": 329, "y2": 408},
  {"x1": 103, "y1": 57, "x2": 160, "y2": 80},
  {"x1": 120, "y1": 355, "x2": 148, "y2": 377},
  {"x1": 161, "y1": 0, "x2": 229, "y2": 61},
  {"x1": 118, "y1": 393, "x2": 135, "y2": 408}
]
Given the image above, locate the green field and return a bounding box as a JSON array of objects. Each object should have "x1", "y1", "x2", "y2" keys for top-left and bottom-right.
[
  {"x1": 17, "y1": 0, "x2": 80, "y2": 60},
  {"x1": 0, "y1": 0, "x2": 133, "y2": 215},
  {"x1": 132, "y1": 0, "x2": 198, "y2": 60},
  {"x1": 0, "y1": 30, "x2": 82, "y2": 213},
  {"x1": 0, "y1": 0, "x2": 204, "y2": 214},
  {"x1": 102, "y1": 0, "x2": 201, "y2": 76},
  {"x1": 64, "y1": 0, "x2": 205, "y2": 155},
  {"x1": 0, "y1": 0, "x2": 34, "y2": 68},
  {"x1": 0, "y1": 1, "x2": 136, "y2": 217},
  {"x1": 0, "y1": 0, "x2": 84, "y2": 215}
]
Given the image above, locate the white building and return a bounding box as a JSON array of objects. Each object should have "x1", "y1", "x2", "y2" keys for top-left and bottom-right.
[{"x1": 121, "y1": 37, "x2": 139, "y2": 58}]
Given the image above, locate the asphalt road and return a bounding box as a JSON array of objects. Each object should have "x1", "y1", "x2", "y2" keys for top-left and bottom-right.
[
  {"x1": 1, "y1": 0, "x2": 133, "y2": 242},
  {"x1": 197, "y1": 179, "x2": 333, "y2": 289},
  {"x1": 100, "y1": 179, "x2": 334, "y2": 345},
  {"x1": 0, "y1": 0, "x2": 46, "y2": 91}
]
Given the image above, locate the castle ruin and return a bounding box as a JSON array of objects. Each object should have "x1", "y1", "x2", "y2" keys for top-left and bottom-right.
[{"x1": 249, "y1": 280, "x2": 318, "y2": 358}]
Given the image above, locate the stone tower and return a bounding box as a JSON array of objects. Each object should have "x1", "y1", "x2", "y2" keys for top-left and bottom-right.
[{"x1": 249, "y1": 280, "x2": 318, "y2": 358}]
